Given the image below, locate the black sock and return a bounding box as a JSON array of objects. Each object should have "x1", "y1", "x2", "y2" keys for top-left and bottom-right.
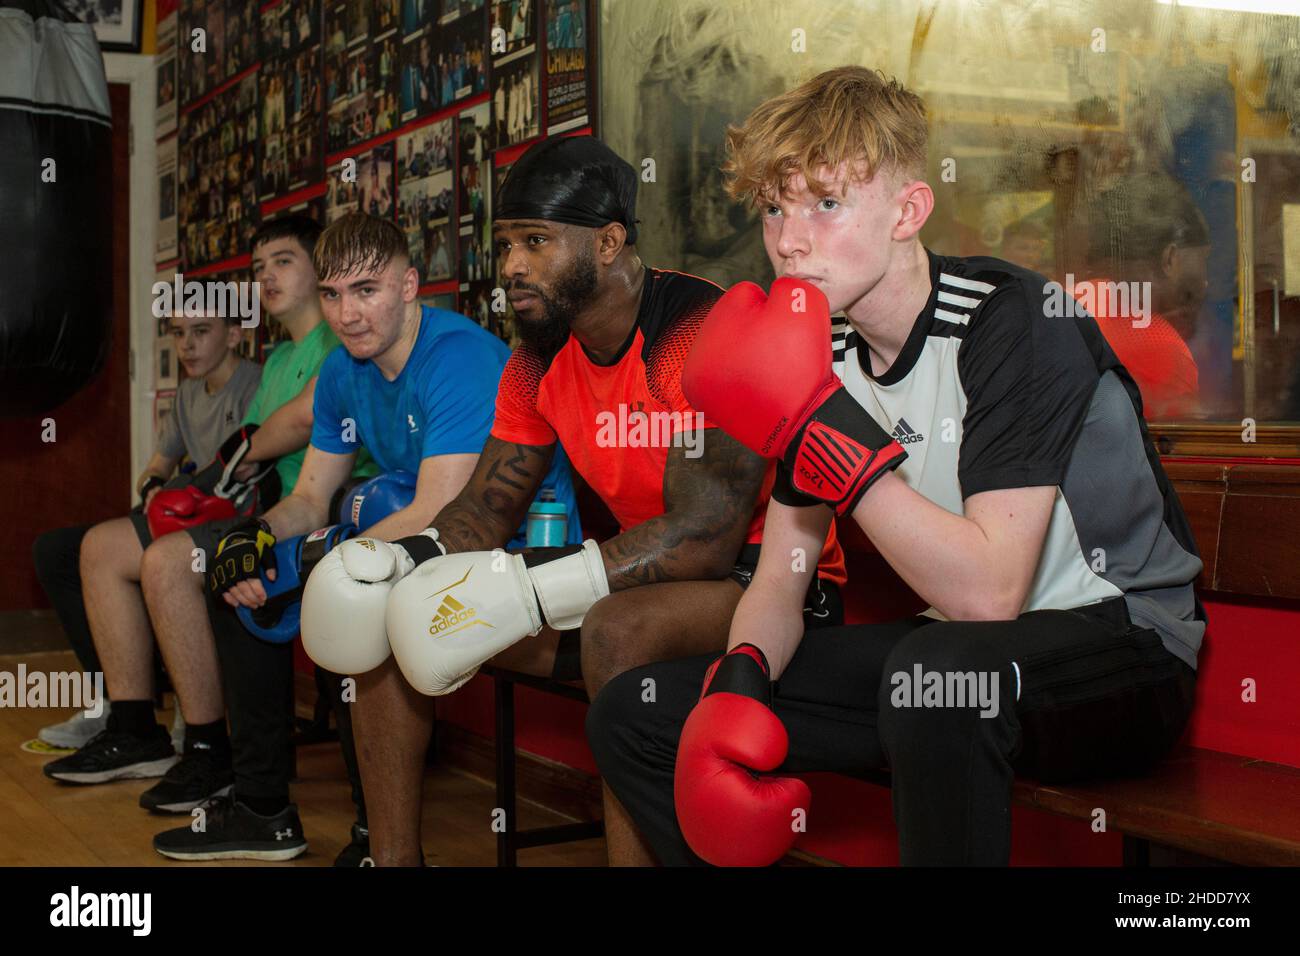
[
  {"x1": 106, "y1": 699, "x2": 158, "y2": 738},
  {"x1": 238, "y1": 792, "x2": 289, "y2": 817},
  {"x1": 184, "y1": 719, "x2": 229, "y2": 756}
]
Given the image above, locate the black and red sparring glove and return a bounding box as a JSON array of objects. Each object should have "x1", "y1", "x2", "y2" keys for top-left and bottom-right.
[
  {"x1": 138, "y1": 475, "x2": 166, "y2": 509},
  {"x1": 682, "y1": 278, "x2": 906, "y2": 515},
  {"x1": 144, "y1": 425, "x2": 281, "y2": 537},
  {"x1": 210, "y1": 424, "x2": 278, "y2": 503},
  {"x1": 673, "y1": 644, "x2": 810, "y2": 867}
]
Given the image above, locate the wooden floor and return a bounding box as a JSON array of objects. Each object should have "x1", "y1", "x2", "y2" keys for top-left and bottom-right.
[{"x1": 1, "y1": 651, "x2": 607, "y2": 867}]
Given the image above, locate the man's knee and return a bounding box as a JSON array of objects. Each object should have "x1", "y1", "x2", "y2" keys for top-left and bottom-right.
[
  {"x1": 882, "y1": 622, "x2": 1003, "y2": 680},
  {"x1": 355, "y1": 655, "x2": 427, "y2": 718},
  {"x1": 140, "y1": 533, "x2": 197, "y2": 591},
  {"x1": 578, "y1": 593, "x2": 640, "y2": 684},
  {"x1": 81, "y1": 518, "x2": 140, "y2": 580},
  {"x1": 877, "y1": 622, "x2": 1014, "y2": 754},
  {"x1": 79, "y1": 522, "x2": 110, "y2": 574}
]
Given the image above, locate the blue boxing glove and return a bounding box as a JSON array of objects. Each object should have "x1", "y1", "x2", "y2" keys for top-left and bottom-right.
[
  {"x1": 339, "y1": 471, "x2": 418, "y2": 531},
  {"x1": 237, "y1": 524, "x2": 359, "y2": 643}
]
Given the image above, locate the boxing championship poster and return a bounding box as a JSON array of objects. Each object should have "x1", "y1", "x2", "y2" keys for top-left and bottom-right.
[{"x1": 544, "y1": 0, "x2": 588, "y2": 134}]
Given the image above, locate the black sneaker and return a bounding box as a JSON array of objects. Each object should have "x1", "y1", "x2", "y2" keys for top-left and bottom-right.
[
  {"x1": 153, "y1": 794, "x2": 307, "y2": 862},
  {"x1": 43, "y1": 728, "x2": 177, "y2": 784},
  {"x1": 333, "y1": 823, "x2": 372, "y2": 866},
  {"x1": 138, "y1": 747, "x2": 234, "y2": 814}
]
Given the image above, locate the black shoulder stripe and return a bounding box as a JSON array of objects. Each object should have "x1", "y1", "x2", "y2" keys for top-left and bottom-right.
[{"x1": 638, "y1": 268, "x2": 725, "y2": 358}]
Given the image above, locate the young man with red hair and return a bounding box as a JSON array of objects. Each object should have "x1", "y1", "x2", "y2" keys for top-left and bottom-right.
[{"x1": 588, "y1": 67, "x2": 1205, "y2": 867}]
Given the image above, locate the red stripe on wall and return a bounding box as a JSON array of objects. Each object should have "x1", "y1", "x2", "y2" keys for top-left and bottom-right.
[
  {"x1": 186, "y1": 253, "x2": 253, "y2": 278},
  {"x1": 493, "y1": 126, "x2": 591, "y2": 168},
  {"x1": 261, "y1": 182, "x2": 328, "y2": 217}
]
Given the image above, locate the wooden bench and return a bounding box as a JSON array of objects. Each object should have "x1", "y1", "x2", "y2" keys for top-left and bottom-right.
[
  {"x1": 457, "y1": 467, "x2": 1300, "y2": 865},
  {"x1": 1009, "y1": 747, "x2": 1300, "y2": 866},
  {"x1": 484, "y1": 667, "x2": 1300, "y2": 866},
  {"x1": 483, "y1": 665, "x2": 603, "y2": 867}
]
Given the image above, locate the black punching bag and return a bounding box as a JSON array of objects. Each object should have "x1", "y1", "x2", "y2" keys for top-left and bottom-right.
[{"x1": 0, "y1": 0, "x2": 112, "y2": 416}]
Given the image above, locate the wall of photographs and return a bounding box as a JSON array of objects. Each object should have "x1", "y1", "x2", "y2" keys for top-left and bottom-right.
[{"x1": 154, "y1": 0, "x2": 597, "y2": 386}]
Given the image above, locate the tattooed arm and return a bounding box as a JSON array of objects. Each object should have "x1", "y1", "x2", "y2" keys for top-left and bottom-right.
[
  {"x1": 427, "y1": 428, "x2": 765, "y2": 591},
  {"x1": 600, "y1": 428, "x2": 767, "y2": 590},
  {"x1": 428, "y1": 436, "x2": 556, "y2": 553}
]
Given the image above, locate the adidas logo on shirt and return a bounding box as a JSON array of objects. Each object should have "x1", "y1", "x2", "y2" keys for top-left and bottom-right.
[{"x1": 892, "y1": 418, "x2": 925, "y2": 445}]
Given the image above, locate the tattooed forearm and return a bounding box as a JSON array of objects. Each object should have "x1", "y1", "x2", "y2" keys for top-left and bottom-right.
[
  {"x1": 601, "y1": 429, "x2": 767, "y2": 591},
  {"x1": 430, "y1": 437, "x2": 554, "y2": 553},
  {"x1": 431, "y1": 499, "x2": 507, "y2": 553},
  {"x1": 485, "y1": 442, "x2": 540, "y2": 494}
]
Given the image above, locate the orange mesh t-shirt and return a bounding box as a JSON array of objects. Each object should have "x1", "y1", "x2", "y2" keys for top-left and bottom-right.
[{"x1": 492, "y1": 267, "x2": 846, "y2": 584}]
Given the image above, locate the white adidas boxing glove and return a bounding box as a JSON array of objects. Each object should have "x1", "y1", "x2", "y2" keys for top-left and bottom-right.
[
  {"x1": 301, "y1": 529, "x2": 444, "y2": 675},
  {"x1": 386, "y1": 540, "x2": 608, "y2": 695}
]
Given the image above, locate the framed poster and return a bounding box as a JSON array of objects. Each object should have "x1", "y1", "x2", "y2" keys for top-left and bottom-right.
[
  {"x1": 155, "y1": 9, "x2": 178, "y2": 137},
  {"x1": 544, "y1": 0, "x2": 590, "y2": 134},
  {"x1": 71, "y1": 0, "x2": 144, "y2": 53},
  {"x1": 419, "y1": 293, "x2": 457, "y2": 312},
  {"x1": 155, "y1": 335, "x2": 179, "y2": 391},
  {"x1": 156, "y1": 135, "x2": 179, "y2": 263},
  {"x1": 154, "y1": 390, "x2": 177, "y2": 439}
]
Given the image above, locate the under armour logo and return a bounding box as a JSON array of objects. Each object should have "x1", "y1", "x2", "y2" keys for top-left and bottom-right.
[{"x1": 275, "y1": 828, "x2": 295, "y2": 840}]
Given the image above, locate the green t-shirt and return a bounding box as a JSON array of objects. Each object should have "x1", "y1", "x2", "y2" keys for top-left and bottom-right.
[{"x1": 243, "y1": 322, "x2": 377, "y2": 492}]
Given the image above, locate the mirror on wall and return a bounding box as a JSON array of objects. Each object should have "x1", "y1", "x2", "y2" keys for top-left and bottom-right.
[{"x1": 600, "y1": 0, "x2": 1300, "y2": 434}]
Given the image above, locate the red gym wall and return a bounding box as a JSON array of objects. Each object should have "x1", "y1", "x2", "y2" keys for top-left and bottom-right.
[{"x1": 0, "y1": 84, "x2": 134, "y2": 612}]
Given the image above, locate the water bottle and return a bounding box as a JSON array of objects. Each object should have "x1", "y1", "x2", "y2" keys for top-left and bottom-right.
[{"x1": 526, "y1": 488, "x2": 568, "y2": 549}]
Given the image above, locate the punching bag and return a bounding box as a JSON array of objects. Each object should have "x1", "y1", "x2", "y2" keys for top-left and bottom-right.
[{"x1": 0, "y1": 0, "x2": 112, "y2": 416}]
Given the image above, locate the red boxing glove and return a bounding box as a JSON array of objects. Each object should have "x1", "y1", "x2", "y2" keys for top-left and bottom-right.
[
  {"x1": 682, "y1": 277, "x2": 907, "y2": 514},
  {"x1": 146, "y1": 485, "x2": 239, "y2": 538},
  {"x1": 674, "y1": 644, "x2": 809, "y2": 867}
]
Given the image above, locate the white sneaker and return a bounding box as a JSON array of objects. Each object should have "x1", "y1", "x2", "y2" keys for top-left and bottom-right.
[
  {"x1": 170, "y1": 707, "x2": 186, "y2": 752},
  {"x1": 38, "y1": 703, "x2": 112, "y2": 750}
]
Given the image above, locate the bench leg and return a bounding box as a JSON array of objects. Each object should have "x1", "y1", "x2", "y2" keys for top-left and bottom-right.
[
  {"x1": 495, "y1": 673, "x2": 517, "y2": 868},
  {"x1": 1123, "y1": 835, "x2": 1151, "y2": 867}
]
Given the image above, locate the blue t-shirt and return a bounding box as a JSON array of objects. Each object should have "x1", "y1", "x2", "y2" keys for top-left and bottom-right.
[{"x1": 312, "y1": 306, "x2": 581, "y2": 546}]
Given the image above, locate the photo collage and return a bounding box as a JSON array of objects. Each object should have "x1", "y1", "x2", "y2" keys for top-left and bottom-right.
[
  {"x1": 397, "y1": 117, "x2": 456, "y2": 284},
  {"x1": 325, "y1": 0, "x2": 403, "y2": 154},
  {"x1": 326, "y1": 144, "x2": 396, "y2": 223},
  {"x1": 400, "y1": 0, "x2": 488, "y2": 123},
  {"x1": 490, "y1": 0, "x2": 539, "y2": 148},
  {"x1": 457, "y1": 101, "x2": 495, "y2": 331},
  {"x1": 259, "y1": 0, "x2": 324, "y2": 200},
  {"x1": 176, "y1": 0, "x2": 259, "y2": 108},
  {"x1": 177, "y1": 70, "x2": 260, "y2": 269},
  {"x1": 170, "y1": 0, "x2": 596, "y2": 331}
]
